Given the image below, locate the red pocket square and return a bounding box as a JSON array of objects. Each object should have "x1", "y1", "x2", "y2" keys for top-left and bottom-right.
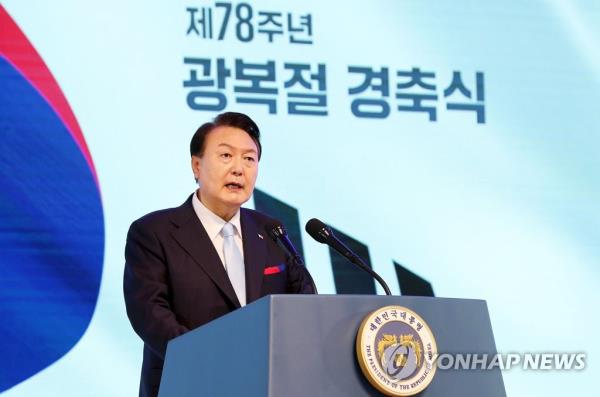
[{"x1": 264, "y1": 264, "x2": 286, "y2": 275}]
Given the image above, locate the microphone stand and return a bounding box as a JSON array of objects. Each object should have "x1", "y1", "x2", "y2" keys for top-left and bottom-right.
[{"x1": 347, "y1": 253, "x2": 392, "y2": 296}]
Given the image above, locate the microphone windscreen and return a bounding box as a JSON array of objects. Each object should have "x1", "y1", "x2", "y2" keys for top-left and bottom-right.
[
  {"x1": 305, "y1": 218, "x2": 328, "y2": 244},
  {"x1": 264, "y1": 219, "x2": 285, "y2": 240}
]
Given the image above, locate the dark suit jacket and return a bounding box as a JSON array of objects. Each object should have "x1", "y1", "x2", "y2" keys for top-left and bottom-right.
[{"x1": 124, "y1": 195, "x2": 315, "y2": 397}]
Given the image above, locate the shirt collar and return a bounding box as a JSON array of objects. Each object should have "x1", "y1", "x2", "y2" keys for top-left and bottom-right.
[{"x1": 192, "y1": 190, "x2": 242, "y2": 240}]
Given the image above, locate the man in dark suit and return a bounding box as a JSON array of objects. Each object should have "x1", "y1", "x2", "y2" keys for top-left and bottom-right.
[{"x1": 124, "y1": 112, "x2": 316, "y2": 397}]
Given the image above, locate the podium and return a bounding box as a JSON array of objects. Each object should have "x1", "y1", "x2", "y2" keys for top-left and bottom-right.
[{"x1": 159, "y1": 295, "x2": 506, "y2": 397}]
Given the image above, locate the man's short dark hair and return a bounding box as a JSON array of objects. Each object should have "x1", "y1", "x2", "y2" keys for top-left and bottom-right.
[{"x1": 190, "y1": 112, "x2": 262, "y2": 160}]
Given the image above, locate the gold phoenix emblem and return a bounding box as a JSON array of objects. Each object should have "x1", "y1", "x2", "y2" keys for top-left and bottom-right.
[
  {"x1": 377, "y1": 334, "x2": 423, "y2": 369},
  {"x1": 356, "y1": 305, "x2": 437, "y2": 396}
]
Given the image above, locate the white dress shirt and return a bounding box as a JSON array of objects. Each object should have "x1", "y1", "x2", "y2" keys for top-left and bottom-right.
[{"x1": 192, "y1": 191, "x2": 244, "y2": 268}]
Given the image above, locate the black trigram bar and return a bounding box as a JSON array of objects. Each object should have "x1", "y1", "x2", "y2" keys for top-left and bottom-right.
[
  {"x1": 394, "y1": 261, "x2": 434, "y2": 297},
  {"x1": 253, "y1": 188, "x2": 306, "y2": 262},
  {"x1": 329, "y1": 228, "x2": 376, "y2": 294}
]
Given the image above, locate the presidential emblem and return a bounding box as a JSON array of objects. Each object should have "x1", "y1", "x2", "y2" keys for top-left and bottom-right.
[{"x1": 356, "y1": 305, "x2": 437, "y2": 396}]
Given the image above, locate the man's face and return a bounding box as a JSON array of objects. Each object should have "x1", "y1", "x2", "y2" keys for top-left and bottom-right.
[{"x1": 192, "y1": 126, "x2": 259, "y2": 220}]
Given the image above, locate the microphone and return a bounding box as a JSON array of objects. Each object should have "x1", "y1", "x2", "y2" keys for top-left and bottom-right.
[
  {"x1": 305, "y1": 218, "x2": 392, "y2": 295},
  {"x1": 265, "y1": 220, "x2": 319, "y2": 294},
  {"x1": 265, "y1": 220, "x2": 304, "y2": 266}
]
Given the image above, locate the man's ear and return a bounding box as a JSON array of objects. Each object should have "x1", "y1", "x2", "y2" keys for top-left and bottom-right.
[{"x1": 191, "y1": 155, "x2": 201, "y2": 183}]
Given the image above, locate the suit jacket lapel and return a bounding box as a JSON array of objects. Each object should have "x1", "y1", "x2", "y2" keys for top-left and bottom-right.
[
  {"x1": 170, "y1": 195, "x2": 241, "y2": 308},
  {"x1": 241, "y1": 208, "x2": 266, "y2": 304}
]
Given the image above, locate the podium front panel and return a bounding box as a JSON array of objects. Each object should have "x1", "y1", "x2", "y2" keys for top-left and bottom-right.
[{"x1": 160, "y1": 295, "x2": 506, "y2": 397}]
